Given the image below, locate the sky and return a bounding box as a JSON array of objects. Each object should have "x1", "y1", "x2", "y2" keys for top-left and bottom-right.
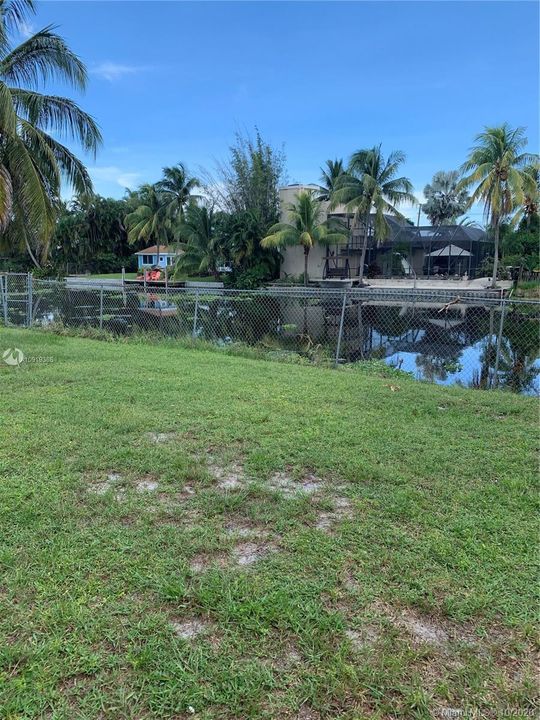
[{"x1": 21, "y1": 0, "x2": 540, "y2": 224}]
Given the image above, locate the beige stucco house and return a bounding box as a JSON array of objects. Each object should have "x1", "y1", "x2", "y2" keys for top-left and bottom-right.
[{"x1": 278, "y1": 184, "x2": 354, "y2": 280}]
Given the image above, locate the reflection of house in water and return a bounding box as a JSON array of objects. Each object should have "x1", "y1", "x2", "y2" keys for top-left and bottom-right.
[
  {"x1": 278, "y1": 184, "x2": 490, "y2": 280},
  {"x1": 276, "y1": 294, "x2": 493, "y2": 368}
]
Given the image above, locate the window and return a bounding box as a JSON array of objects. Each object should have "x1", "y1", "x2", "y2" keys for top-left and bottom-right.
[{"x1": 142, "y1": 254, "x2": 152, "y2": 265}]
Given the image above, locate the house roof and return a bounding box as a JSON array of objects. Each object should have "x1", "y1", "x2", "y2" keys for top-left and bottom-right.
[
  {"x1": 134, "y1": 245, "x2": 179, "y2": 255},
  {"x1": 388, "y1": 224, "x2": 487, "y2": 247},
  {"x1": 426, "y1": 244, "x2": 472, "y2": 257}
]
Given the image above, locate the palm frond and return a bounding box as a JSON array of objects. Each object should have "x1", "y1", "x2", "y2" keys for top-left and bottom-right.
[
  {"x1": 21, "y1": 122, "x2": 94, "y2": 195},
  {"x1": 0, "y1": 0, "x2": 35, "y2": 53},
  {"x1": 12, "y1": 88, "x2": 101, "y2": 152},
  {"x1": 0, "y1": 26, "x2": 87, "y2": 90},
  {"x1": 0, "y1": 163, "x2": 13, "y2": 231},
  {"x1": 0, "y1": 79, "x2": 16, "y2": 132}
]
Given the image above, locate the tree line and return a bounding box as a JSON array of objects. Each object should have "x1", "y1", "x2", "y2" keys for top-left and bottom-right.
[{"x1": 0, "y1": 0, "x2": 538, "y2": 289}]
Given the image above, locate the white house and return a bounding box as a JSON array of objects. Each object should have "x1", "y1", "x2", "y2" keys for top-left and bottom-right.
[
  {"x1": 134, "y1": 245, "x2": 180, "y2": 270},
  {"x1": 278, "y1": 184, "x2": 352, "y2": 280}
]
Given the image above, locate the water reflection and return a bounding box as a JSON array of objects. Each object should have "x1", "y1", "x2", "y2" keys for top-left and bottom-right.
[{"x1": 335, "y1": 301, "x2": 539, "y2": 395}]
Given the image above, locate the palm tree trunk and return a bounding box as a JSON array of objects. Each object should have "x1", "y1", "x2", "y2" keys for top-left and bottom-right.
[
  {"x1": 303, "y1": 248, "x2": 309, "y2": 335},
  {"x1": 25, "y1": 236, "x2": 41, "y2": 270},
  {"x1": 490, "y1": 220, "x2": 500, "y2": 288},
  {"x1": 357, "y1": 210, "x2": 370, "y2": 286}
]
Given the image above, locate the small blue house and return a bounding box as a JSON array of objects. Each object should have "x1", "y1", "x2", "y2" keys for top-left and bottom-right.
[{"x1": 134, "y1": 245, "x2": 179, "y2": 270}]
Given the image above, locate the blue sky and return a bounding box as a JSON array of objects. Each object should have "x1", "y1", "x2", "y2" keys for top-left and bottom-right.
[{"x1": 23, "y1": 1, "x2": 539, "y2": 223}]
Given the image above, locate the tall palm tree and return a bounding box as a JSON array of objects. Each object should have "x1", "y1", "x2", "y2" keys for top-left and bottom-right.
[
  {"x1": 0, "y1": 0, "x2": 102, "y2": 267},
  {"x1": 261, "y1": 190, "x2": 348, "y2": 286},
  {"x1": 173, "y1": 204, "x2": 222, "y2": 278},
  {"x1": 459, "y1": 124, "x2": 538, "y2": 287},
  {"x1": 318, "y1": 158, "x2": 344, "y2": 201},
  {"x1": 422, "y1": 170, "x2": 469, "y2": 225},
  {"x1": 155, "y1": 163, "x2": 201, "y2": 223},
  {"x1": 125, "y1": 185, "x2": 169, "y2": 269},
  {"x1": 331, "y1": 145, "x2": 416, "y2": 285}
]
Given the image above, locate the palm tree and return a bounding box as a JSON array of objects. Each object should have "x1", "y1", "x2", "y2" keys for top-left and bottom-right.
[
  {"x1": 318, "y1": 158, "x2": 344, "y2": 201},
  {"x1": 459, "y1": 124, "x2": 538, "y2": 287},
  {"x1": 422, "y1": 170, "x2": 469, "y2": 225},
  {"x1": 125, "y1": 185, "x2": 169, "y2": 269},
  {"x1": 261, "y1": 190, "x2": 348, "y2": 286},
  {"x1": 0, "y1": 0, "x2": 102, "y2": 267},
  {"x1": 155, "y1": 163, "x2": 201, "y2": 222},
  {"x1": 173, "y1": 204, "x2": 222, "y2": 278},
  {"x1": 510, "y1": 164, "x2": 539, "y2": 229},
  {"x1": 331, "y1": 145, "x2": 416, "y2": 285}
]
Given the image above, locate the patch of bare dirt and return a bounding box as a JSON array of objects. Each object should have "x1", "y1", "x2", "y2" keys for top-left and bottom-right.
[
  {"x1": 341, "y1": 571, "x2": 361, "y2": 593},
  {"x1": 368, "y1": 602, "x2": 465, "y2": 649},
  {"x1": 295, "y1": 706, "x2": 321, "y2": 720},
  {"x1": 206, "y1": 455, "x2": 246, "y2": 490},
  {"x1": 135, "y1": 478, "x2": 159, "y2": 493},
  {"x1": 152, "y1": 483, "x2": 197, "y2": 510},
  {"x1": 223, "y1": 520, "x2": 269, "y2": 539},
  {"x1": 87, "y1": 481, "x2": 112, "y2": 496},
  {"x1": 345, "y1": 626, "x2": 381, "y2": 651},
  {"x1": 267, "y1": 471, "x2": 323, "y2": 497},
  {"x1": 87, "y1": 473, "x2": 125, "y2": 501},
  {"x1": 171, "y1": 618, "x2": 212, "y2": 640},
  {"x1": 399, "y1": 612, "x2": 449, "y2": 646},
  {"x1": 147, "y1": 432, "x2": 176, "y2": 444},
  {"x1": 189, "y1": 552, "x2": 228, "y2": 573},
  {"x1": 232, "y1": 541, "x2": 277, "y2": 566},
  {"x1": 315, "y1": 496, "x2": 354, "y2": 533}
]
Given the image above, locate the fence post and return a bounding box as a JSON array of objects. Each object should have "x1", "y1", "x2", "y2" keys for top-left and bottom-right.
[
  {"x1": 27, "y1": 272, "x2": 33, "y2": 327},
  {"x1": 192, "y1": 289, "x2": 199, "y2": 338},
  {"x1": 99, "y1": 285, "x2": 104, "y2": 330},
  {"x1": 1, "y1": 276, "x2": 7, "y2": 326},
  {"x1": 334, "y1": 289, "x2": 348, "y2": 367},
  {"x1": 493, "y1": 299, "x2": 507, "y2": 389}
]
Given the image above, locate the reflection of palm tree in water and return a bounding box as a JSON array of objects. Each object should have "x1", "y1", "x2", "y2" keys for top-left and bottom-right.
[
  {"x1": 415, "y1": 352, "x2": 462, "y2": 382},
  {"x1": 497, "y1": 336, "x2": 540, "y2": 393},
  {"x1": 473, "y1": 308, "x2": 496, "y2": 389},
  {"x1": 472, "y1": 309, "x2": 539, "y2": 393},
  {"x1": 499, "y1": 312, "x2": 540, "y2": 393}
]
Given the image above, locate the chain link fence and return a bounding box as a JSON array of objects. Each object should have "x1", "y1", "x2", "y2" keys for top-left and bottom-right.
[{"x1": 1, "y1": 273, "x2": 539, "y2": 395}]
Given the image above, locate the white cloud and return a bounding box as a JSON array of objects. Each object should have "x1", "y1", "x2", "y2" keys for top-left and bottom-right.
[
  {"x1": 89, "y1": 166, "x2": 141, "y2": 190},
  {"x1": 90, "y1": 62, "x2": 143, "y2": 82}
]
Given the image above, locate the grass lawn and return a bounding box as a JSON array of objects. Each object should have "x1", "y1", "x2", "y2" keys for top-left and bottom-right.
[
  {"x1": 515, "y1": 281, "x2": 540, "y2": 299},
  {"x1": 0, "y1": 329, "x2": 537, "y2": 719}
]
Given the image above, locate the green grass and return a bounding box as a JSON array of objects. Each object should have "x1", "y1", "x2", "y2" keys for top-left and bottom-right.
[
  {"x1": 514, "y1": 280, "x2": 540, "y2": 299},
  {"x1": 0, "y1": 329, "x2": 538, "y2": 719}
]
